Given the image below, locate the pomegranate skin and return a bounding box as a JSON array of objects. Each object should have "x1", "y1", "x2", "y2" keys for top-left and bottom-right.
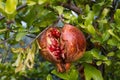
[
  {"x1": 37, "y1": 24, "x2": 86, "y2": 72},
  {"x1": 61, "y1": 24, "x2": 86, "y2": 62}
]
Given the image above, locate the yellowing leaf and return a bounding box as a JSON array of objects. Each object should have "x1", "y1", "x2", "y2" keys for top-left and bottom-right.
[
  {"x1": 15, "y1": 63, "x2": 25, "y2": 73},
  {"x1": 12, "y1": 54, "x2": 22, "y2": 67},
  {"x1": 0, "y1": 28, "x2": 7, "y2": 33},
  {"x1": 24, "y1": 43, "x2": 36, "y2": 68},
  {"x1": 11, "y1": 48, "x2": 23, "y2": 53},
  {"x1": 5, "y1": 0, "x2": 18, "y2": 14}
]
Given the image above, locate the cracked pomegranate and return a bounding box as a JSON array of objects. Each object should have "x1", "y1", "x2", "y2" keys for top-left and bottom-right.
[{"x1": 37, "y1": 24, "x2": 86, "y2": 72}]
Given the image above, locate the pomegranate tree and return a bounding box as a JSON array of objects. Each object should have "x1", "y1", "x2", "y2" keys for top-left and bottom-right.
[{"x1": 37, "y1": 24, "x2": 86, "y2": 72}]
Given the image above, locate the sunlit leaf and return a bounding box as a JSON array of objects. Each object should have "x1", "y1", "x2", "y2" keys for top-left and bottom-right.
[
  {"x1": 54, "y1": 6, "x2": 64, "y2": 15},
  {"x1": 46, "y1": 74, "x2": 53, "y2": 80},
  {"x1": 114, "y1": 9, "x2": 120, "y2": 24},
  {"x1": 27, "y1": 0, "x2": 36, "y2": 6},
  {"x1": 87, "y1": 25, "x2": 96, "y2": 35},
  {"x1": 100, "y1": 8, "x2": 109, "y2": 19},
  {"x1": 69, "y1": 69, "x2": 79, "y2": 80},
  {"x1": 104, "y1": 60, "x2": 111, "y2": 66},
  {"x1": 38, "y1": 0, "x2": 47, "y2": 5},
  {"x1": 96, "y1": 61, "x2": 102, "y2": 66},
  {"x1": 108, "y1": 29, "x2": 120, "y2": 41},
  {"x1": 5, "y1": 0, "x2": 18, "y2": 14},
  {"x1": 85, "y1": 11, "x2": 94, "y2": 26},
  {"x1": 107, "y1": 52, "x2": 114, "y2": 57},
  {"x1": 84, "y1": 63, "x2": 103, "y2": 80}
]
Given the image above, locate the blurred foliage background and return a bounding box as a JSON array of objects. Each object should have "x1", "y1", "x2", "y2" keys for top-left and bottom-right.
[{"x1": 0, "y1": 0, "x2": 120, "y2": 80}]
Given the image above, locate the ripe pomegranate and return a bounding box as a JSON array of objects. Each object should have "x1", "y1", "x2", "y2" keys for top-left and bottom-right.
[{"x1": 37, "y1": 24, "x2": 86, "y2": 72}]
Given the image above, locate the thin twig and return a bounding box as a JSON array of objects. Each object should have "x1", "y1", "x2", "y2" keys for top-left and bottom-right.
[
  {"x1": 59, "y1": 2, "x2": 82, "y2": 14},
  {"x1": 25, "y1": 25, "x2": 53, "y2": 48}
]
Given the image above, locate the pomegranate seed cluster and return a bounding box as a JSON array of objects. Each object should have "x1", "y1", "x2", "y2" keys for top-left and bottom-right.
[{"x1": 47, "y1": 28, "x2": 61, "y2": 60}]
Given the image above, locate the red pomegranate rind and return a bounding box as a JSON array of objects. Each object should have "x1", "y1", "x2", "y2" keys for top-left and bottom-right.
[{"x1": 61, "y1": 24, "x2": 86, "y2": 62}]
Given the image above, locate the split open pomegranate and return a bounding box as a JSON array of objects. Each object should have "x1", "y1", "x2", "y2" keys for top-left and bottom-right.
[{"x1": 37, "y1": 24, "x2": 86, "y2": 72}]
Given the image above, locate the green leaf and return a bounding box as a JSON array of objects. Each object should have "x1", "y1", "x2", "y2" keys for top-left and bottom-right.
[
  {"x1": 107, "y1": 38, "x2": 119, "y2": 46},
  {"x1": 29, "y1": 27, "x2": 40, "y2": 33},
  {"x1": 16, "y1": 32, "x2": 27, "y2": 41},
  {"x1": 54, "y1": 6, "x2": 64, "y2": 15},
  {"x1": 114, "y1": 9, "x2": 120, "y2": 24},
  {"x1": 37, "y1": 12, "x2": 57, "y2": 27},
  {"x1": 85, "y1": 11, "x2": 94, "y2": 26},
  {"x1": 90, "y1": 49, "x2": 108, "y2": 60},
  {"x1": 85, "y1": 5, "x2": 90, "y2": 13},
  {"x1": 84, "y1": 63, "x2": 103, "y2": 80},
  {"x1": 0, "y1": 1, "x2": 4, "y2": 13},
  {"x1": 51, "y1": 69, "x2": 69, "y2": 80},
  {"x1": 80, "y1": 51, "x2": 93, "y2": 63},
  {"x1": 87, "y1": 25, "x2": 96, "y2": 35},
  {"x1": 96, "y1": 61, "x2": 102, "y2": 66},
  {"x1": 52, "y1": 66, "x2": 79, "y2": 80},
  {"x1": 38, "y1": 0, "x2": 47, "y2": 5},
  {"x1": 107, "y1": 52, "x2": 115, "y2": 57},
  {"x1": 69, "y1": 69, "x2": 79, "y2": 80},
  {"x1": 100, "y1": 8, "x2": 109, "y2": 19},
  {"x1": 27, "y1": 0, "x2": 36, "y2": 6},
  {"x1": 46, "y1": 74, "x2": 53, "y2": 80},
  {"x1": 90, "y1": 49, "x2": 100, "y2": 59},
  {"x1": 104, "y1": 60, "x2": 111, "y2": 66},
  {"x1": 116, "y1": 50, "x2": 120, "y2": 59},
  {"x1": 108, "y1": 29, "x2": 120, "y2": 41},
  {"x1": 5, "y1": 0, "x2": 18, "y2": 14},
  {"x1": 102, "y1": 31, "x2": 110, "y2": 42}
]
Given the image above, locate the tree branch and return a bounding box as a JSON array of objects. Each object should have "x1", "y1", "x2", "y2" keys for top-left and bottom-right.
[
  {"x1": 59, "y1": 2, "x2": 82, "y2": 14},
  {"x1": 0, "y1": 4, "x2": 27, "y2": 21}
]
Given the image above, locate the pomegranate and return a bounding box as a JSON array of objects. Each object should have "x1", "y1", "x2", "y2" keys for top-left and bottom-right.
[{"x1": 37, "y1": 24, "x2": 86, "y2": 72}]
